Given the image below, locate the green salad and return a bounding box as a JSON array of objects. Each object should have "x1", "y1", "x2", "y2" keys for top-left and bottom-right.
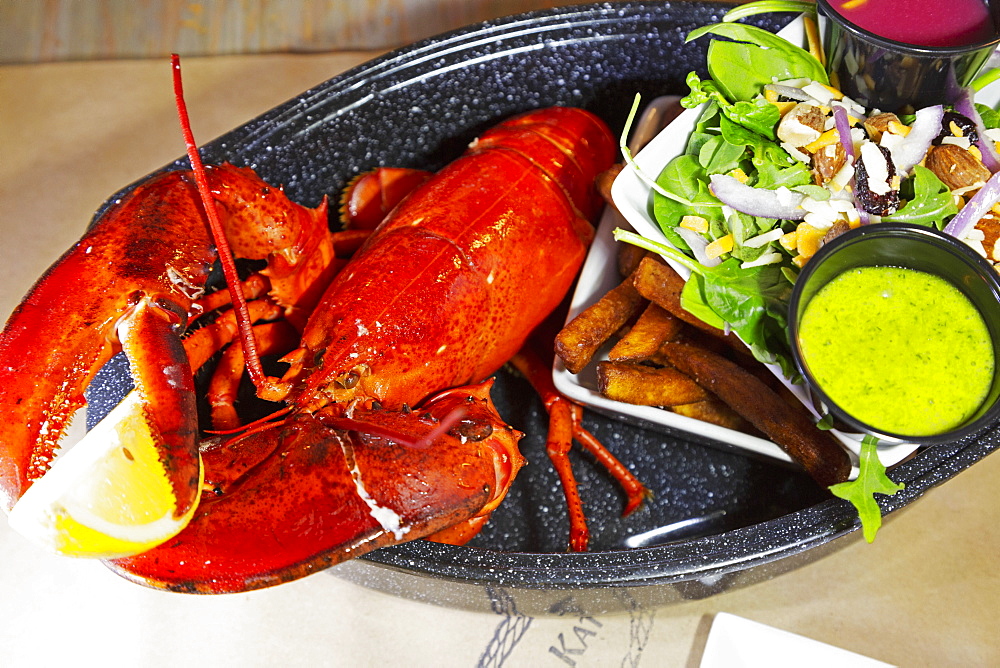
[{"x1": 614, "y1": 1, "x2": 1000, "y2": 541}]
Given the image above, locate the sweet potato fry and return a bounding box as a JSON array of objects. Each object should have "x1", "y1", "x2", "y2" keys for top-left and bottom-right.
[
  {"x1": 632, "y1": 256, "x2": 755, "y2": 358},
  {"x1": 555, "y1": 279, "x2": 645, "y2": 374},
  {"x1": 671, "y1": 399, "x2": 753, "y2": 433},
  {"x1": 630, "y1": 256, "x2": 720, "y2": 336},
  {"x1": 659, "y1": 341, "x2": 851, "y2": 487},
  {"x1": 597, "y1": 361, "x2": 709, "y2": 407},
  {"x1": 608, "y1": 303, "x2": 683, "y2": 363},
  {"x1": 617, "y1": 239, "x2": 649, "y2": 278}
]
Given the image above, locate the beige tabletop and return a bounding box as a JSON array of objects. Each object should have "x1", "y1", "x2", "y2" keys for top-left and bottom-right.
[{"x1": 1, "y1": 53, "x2": 998, "y2": 668}]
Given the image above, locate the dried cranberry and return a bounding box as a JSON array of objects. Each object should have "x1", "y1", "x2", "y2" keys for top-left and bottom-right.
[
  {"x1": 933, "y1": 112, "x2": 979, "y2": 146},
  {"x1": 855, "y1": 144, "x2": 899, "y2": 216}
]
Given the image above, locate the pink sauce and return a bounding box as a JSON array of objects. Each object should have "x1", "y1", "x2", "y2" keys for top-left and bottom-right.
[{"x1": 832, "y1": 0, "x2": 996, "y2": 47}]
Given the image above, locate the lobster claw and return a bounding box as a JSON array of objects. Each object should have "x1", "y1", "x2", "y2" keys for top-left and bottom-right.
[
  {"x1": 1, "y1": 160, "x2": 332, "y2": 541},
  {"x1": 106, "y1": 379, "x2": 524, "y2": 593},
  {"x1": 0, "y1": 290, "x2": 207, "y2": 559},
  {"x1": 0, "y1": 172, "x2": 220, "y2": 523}
]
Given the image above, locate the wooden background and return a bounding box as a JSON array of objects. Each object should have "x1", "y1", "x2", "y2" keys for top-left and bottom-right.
[{"x1": 0, "y1": 0, "x2": 597, "y2": 63}]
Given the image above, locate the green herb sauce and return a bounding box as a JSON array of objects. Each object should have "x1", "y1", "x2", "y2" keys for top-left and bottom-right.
[{"x1": 798, "y1": 266, "x2": 995, "y2": 436}]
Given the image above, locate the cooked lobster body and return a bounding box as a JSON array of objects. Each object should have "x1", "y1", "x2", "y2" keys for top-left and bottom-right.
[
  {"x1": 0, "y1": 103, "x2": 626, "y2": 593},
  {"x1": 290, "y1": 109, "x2": 609, "y2": 411}
]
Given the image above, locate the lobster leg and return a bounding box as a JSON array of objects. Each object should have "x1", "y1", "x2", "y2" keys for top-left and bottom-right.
[
  {"x1": 508, "y1": 347, "x2": 649, "y2": 551},
  {"x1": 187, "y1": 273, "x2": 271, "y2": 325},
  {"x1": 340, "y1": 167, "x2": 433, "y2": 230},
  {"x1": 207, "y1": 321, "x2": 299, "y2": 431}
]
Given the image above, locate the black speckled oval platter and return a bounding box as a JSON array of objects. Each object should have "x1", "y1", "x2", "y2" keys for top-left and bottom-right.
[{"x1": 86, "y1": 2, "x2": 1000, "y2": 613}]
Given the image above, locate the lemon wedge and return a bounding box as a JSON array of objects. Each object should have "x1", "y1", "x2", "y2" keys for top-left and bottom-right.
[{"x1": 7, "y1": 391, "x2": 202, "y2": 558}]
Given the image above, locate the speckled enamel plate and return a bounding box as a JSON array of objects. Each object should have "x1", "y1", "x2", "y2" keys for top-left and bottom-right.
[{"x1": 86, "y1": 2, "x2": 1000, "y2": 613}]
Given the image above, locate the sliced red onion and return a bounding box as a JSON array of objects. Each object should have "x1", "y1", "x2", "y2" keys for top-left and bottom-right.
[
  {"x1": 708, "y1": 174, "x2": 805, "y2": 220},
  {"x1": 943, "y1": 169, "x2": 1000, "y2": 238},
  {"x1": 832, "y1": 105, "x2": 857, "y2": 162},
  {"x1": 891, "y1": 105, "x2": 944, "y2": 174},
  {"x1": 674, "y1": 225, "x2": 721, "y2": 267},
  {"x1": 831, "y1": 99, "x2": 867, "y2": 123},
  {"x1": 954, "y1": 89, "x2": 1000, "y2": 173},
  {"x1": 833, "y1": 105, "x2": 869, "y2": 225}
]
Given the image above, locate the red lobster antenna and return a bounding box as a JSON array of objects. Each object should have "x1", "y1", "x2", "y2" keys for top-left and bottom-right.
[
  {"x1": 170, "y1": 54, "x2": 272, "y2": 394},
  {"x1": 170, "y1": 54, "x2": 466, "y2": 449}
]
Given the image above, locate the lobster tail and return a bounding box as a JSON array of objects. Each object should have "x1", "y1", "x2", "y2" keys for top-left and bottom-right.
[
  {"x1": 472, "y1": 106, "x2": 616, "y2": 222},
  {"x1": 290, "y1": 108, "x2": 617, "y2": 411}
]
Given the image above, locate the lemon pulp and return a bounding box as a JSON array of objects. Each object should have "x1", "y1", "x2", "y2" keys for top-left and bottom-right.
[{"x1": 7, "y1": 391, "x2": 202, "y2": 558}]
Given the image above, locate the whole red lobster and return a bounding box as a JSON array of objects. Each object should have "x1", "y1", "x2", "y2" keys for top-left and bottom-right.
[{"x1": 0, "y1": 59, "x2": 644, "y2": 593}]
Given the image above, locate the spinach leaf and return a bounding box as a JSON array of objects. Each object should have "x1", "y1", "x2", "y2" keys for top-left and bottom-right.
[
  {"x1": 976, "y1": 102, "x2": 1000, "y2": 129},
  {"x1": 686, "y1": 23, "x2": 827, "y2": 102},
  {"x1": 686, "y1": 73, "x2": 780, "y2": 139},
  {"x1": 699, "y1": 134, "x2": 747, "y2": 173},
  {"x1": 680, "y1": 275, "x2": 728, "y2": 329},
  {"x1": 651, "y1": 154, "x2": 725, "y2": 244}
]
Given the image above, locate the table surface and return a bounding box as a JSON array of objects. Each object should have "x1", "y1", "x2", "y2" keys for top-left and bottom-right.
[{"x1": 1, "y1": 52, "x2": 998, "y2": 668}]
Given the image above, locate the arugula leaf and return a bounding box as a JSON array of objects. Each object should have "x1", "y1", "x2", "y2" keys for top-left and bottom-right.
[
  {"x1": 882, "y1": 165, "x2": 958, "y2": 229},
  {"x1": 681, "y1": 71, "x2": 724, "y2": 108},
  {"x1": 829, "y1": 435, "x2": 905, "y2": 542},
  {"x1": 686, "y1": 23, "x2": 828, "y2": 102},
  {"x1": 718, "y1": 115, "x2": 812, "y2": 188},
  {"x1": 723, "y1": 98, "x2": 781, "y2": 140}
]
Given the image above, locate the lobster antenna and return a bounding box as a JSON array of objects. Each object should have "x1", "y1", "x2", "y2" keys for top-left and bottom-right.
[{"x1": 170, "y1": 54, "x2": 270, "y2": 392}]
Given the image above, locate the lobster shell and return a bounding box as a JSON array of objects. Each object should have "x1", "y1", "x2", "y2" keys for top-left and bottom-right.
[{"x1": 100, "y1": 107, "x2": 617, "y2": 592}]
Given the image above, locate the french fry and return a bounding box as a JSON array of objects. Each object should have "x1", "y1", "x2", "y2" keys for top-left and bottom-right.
[
  {"x1": 659, "y1": 341, "x2": 851, "y2": 487},
  {"x1": 631, "y1": 256, "x2": 755, "y2": 358},
  {"x1": 630, "y1": 256, "x2": 721, "y2": 337},
  {"x1": 608, "y1": 302, "x2": 683, "y2": 362},
  {"x1": 554, "y1": 278, "x2": 645, "y2": 374},
  {"x1": 596, "y1": 361, "x2": 709, "y2": 407},
  {"x1": 596, "y1": 163, "x2": 624, "y2": 207},
  {"x1": 671, "y1": 398, "x2": 753, "y2": 433},
  {"x1": 617, "y1": 240, "x2": 648, "y2": 278}
]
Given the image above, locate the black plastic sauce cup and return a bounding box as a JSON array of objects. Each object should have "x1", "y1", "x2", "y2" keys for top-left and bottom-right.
[
  {"x1": 787, "y1": 224, "x2": 1000, "y2": 445},
  {"x1": 817, "y1": 0, "x2": 1000, "y2": 111}
]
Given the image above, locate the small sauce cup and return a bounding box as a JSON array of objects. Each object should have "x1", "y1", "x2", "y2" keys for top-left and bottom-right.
[
  {"x1": 787, "y1": 223, "x2": 1000, "y2": 445},
  {"x1": 817, "y1": 0, "x2": 1000, "y2": 111}
]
